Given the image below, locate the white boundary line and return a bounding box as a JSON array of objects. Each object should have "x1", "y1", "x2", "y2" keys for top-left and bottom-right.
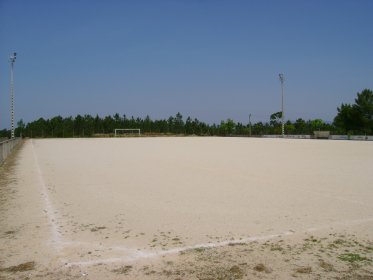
[
  {"x1": 65, "y1": 231, "x2": 294, "y2": 267},
  {"x1": 65, "y1": 216, "x2": 373, "y2": 267},
  {"x1": 31, "y1": 140, "x2": 62, "y2": 249}
]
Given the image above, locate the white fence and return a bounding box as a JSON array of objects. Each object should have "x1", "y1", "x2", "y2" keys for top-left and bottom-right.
[
  {"x1": 0, "y1": 138, "x2": 21, "y2": 165},
  {"x1": 286, "y1": 135, "x2": 311, "y2": 139},
  {"x1": 329, "y1": 135, "x2": 349, "y2": 140},
  {"x1": 350, "y1": 135, "x2": 368, "y2": 141},
  {"x1": 262, "y1": 135, "x2": 373, "y2": 141},
  {"x1": 330, "y1": 135, "x2": 373, "y2": 141},
  {"x1": 262, "y1": 135, "x2": 311, "y2": 139}
]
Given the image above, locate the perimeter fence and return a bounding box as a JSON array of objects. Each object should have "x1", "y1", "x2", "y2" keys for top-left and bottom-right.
[
  {"x1": 262, "y1": 135, "x2": 373, "y2": 141},
  {"x1": 0, "y1": 138, "x2": 21, "y2": 165}
]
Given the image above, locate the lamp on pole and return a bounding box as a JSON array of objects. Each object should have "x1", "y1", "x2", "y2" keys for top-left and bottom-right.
[
  {"x1": 279, "y1": 73, "x2": 285, "y2": 137},
  {"x1": 9, "y1": 52, "x2": 17, "y2": 139}
]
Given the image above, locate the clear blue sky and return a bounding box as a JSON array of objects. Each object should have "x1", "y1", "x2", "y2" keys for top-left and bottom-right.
[{"x1": 1, "y1": 0, "x2": 372, "y2": 128}]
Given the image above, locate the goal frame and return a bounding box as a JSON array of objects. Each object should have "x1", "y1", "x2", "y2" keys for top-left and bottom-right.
[{"x1": 114, "y1": 129, "x2": 141, "y2": 137}]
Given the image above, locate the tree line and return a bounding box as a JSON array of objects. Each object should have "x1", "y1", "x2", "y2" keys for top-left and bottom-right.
[
  {"x1": 0, "y1": 89, "x2": 372, "y2": 138},
  {"x1": 1, "y1": 113, "x2": 335, "y2": 138},
  {"x1": 333, "y1": 89, "x2": 373, "y2": 135}
]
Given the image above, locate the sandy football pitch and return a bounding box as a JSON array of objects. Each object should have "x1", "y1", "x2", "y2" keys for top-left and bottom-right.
[{"x1": 0, "y1": 137, "x2": 373, "y2": 279}]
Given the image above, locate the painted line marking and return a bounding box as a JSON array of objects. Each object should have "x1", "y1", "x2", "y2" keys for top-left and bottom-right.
[
  {"x1": 31, "y1": 140, "x2": 62, "y2": 249},
  {"x1": 65, "y1": 216, "x2": 373, "y2": 267},
  {"x1": 65, "y1": 231, "x2": 293, "y2": 267}
]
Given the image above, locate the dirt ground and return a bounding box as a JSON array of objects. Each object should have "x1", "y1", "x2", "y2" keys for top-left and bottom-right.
[{"x1": 0, "y1": 138, "x2": 372, "y2": 279}]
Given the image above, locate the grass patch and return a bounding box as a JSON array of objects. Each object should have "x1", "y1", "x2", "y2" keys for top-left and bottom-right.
[
  {"x1": 253, "y1": 263, "x2": 272, "y2": 273},
  {"x1": 0, "y1": 261, "x2": 35, "y2": 272},
  {"x1": 90, "y1": 226, "x2": 106, "y2": 232},
  {"x1": 197, "y1": 265, "x2": 244, "y2": 280},
  {"x1": 270, "y1": 244, "x2": 283, "y2": 251},
  {"x1": 295, "y1": 266, "x2": 312, "y2": 274},
  {"x1": 228, "y1": 242, "x2": 246, "y2": 247},
  {"x1": 365, "y1": 246, "x2": 373, "y2": 252},
  {"x1": 319, "y1": 260, "x2": 334, "y2": 272},
  {"x1": 229, "y1": 265, "x2": 244, "y2": 279},
  {"x1": 194, "y1": 247, "x2": 206, "y2": 253},
  {"x1": 338, "y1": 253, "x2": 370, "y2": 263},
  {"x1": 112, "y1": 265, "x2": 133, "y2": 275},
  {"x1": 304, "y1": 236, "x2": 319, "y2": 243},
  {"x1": 334, "y1": 239, "x2": 345, "y2": 245}
]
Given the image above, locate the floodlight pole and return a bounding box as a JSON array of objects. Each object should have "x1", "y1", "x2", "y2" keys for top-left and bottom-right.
[
  {"x1": 9, "y1": 52, "x2": 17, "y2": 139},
  {"x1": 279, "y1": 73, "x2": 285, "y2": 137}
]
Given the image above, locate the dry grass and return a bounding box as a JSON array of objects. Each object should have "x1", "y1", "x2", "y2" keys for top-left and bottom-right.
[
  {"x1": 319, "y1": 259, "x2": 334, "y2": 271},
  {"x1": 253, "y1": 263, "x2": 272, "y2": 273},
  {"x1": 112, "y1": 265, "x2": 133, "y2": 275},
  {"x1": 0, "y1": 261, "x2": 35, "y2": 272},
  {"x1": 295, "y1": 266, "x2": 312, "y2": 274}
]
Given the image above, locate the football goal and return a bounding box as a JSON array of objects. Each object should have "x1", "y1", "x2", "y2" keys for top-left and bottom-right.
[{"x1": 114, "y1": 129, "x2": 141, "y2": 137}]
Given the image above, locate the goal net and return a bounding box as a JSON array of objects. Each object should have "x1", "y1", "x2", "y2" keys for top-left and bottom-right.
[{"x1": 114, "y1": 129, "x2": 141, "y2": 137}]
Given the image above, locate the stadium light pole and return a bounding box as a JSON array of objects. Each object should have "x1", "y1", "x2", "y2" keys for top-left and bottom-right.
[
  {"x1": 279, "y1": 73, "x2": 285, "y2": 137},
  {"x1": 9, "y1": 52, "x2": 17, "y2": 139}
]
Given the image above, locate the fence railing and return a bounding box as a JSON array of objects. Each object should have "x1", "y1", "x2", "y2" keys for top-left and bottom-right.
[
  {"x1": 263, "y1": 135, "x2": 312, "y2": 139},
  {"x1": 0, "y1": 138, "x2": 22, "y2": 165},
  {"x1": 262, "y1": 135, "x2": 373, "y2": 141}
]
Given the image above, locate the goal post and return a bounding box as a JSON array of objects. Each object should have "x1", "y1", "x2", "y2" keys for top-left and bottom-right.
[{"x1": 114, "y1": 129, "x2": 141, "y2": 137}]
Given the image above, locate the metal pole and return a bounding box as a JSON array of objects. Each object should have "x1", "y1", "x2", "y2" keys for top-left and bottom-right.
[
  {"x1": 9, "y1": 53, "x2": 17, "y2": 139},
  {"x1": 279, "y1": 73, "x2": 285, "y2": 137},
  {"x1": 10, "y1": 60, "x2": 14, "y2": 138},
  {"x1": 281, "y1": 81, "x2": 284, "y2": 137}
]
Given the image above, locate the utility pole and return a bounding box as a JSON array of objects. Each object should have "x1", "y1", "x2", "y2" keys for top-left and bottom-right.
[
  {"x1": 249, "y1": 113, "x2": 252, "y2": 137},
  {"x1": 279, "y1": 73, "x2": 285, "y2": 137},
  {"x1": 9, "y1": 52, "x2": 17, "y2": 139}
]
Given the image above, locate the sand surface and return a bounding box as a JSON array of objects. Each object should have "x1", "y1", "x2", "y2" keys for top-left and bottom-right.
[{"x1": 0, "y1": 137, "x2": 372, "y2": 279}]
